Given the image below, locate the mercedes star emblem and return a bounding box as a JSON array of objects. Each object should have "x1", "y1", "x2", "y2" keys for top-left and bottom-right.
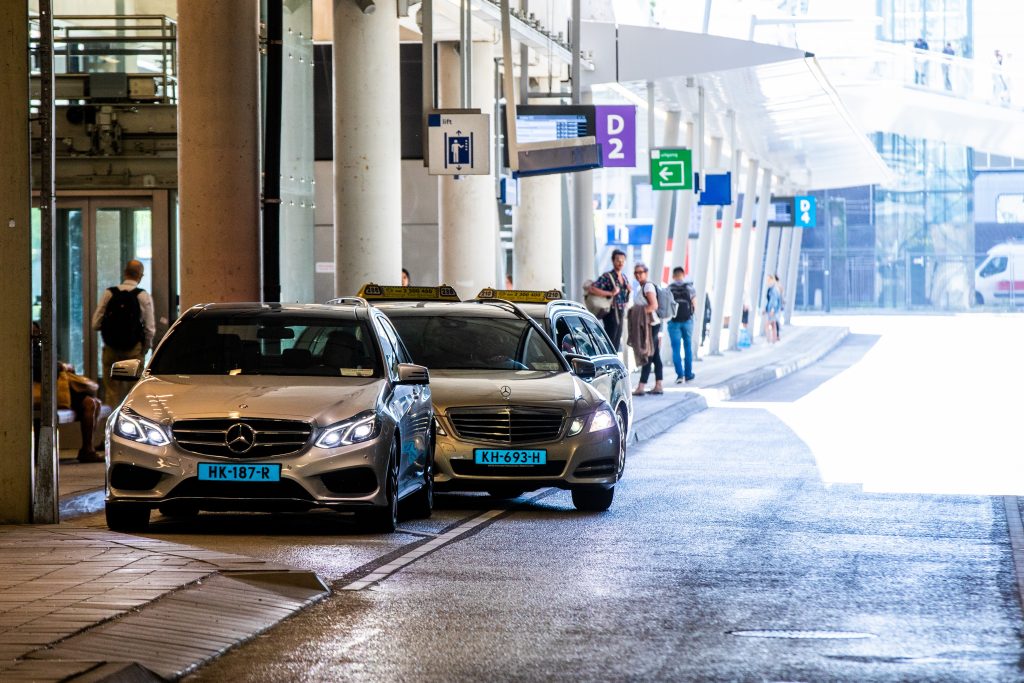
[
  {"x1": 499, "y1": 385, "x2": 512, "y2": 400},
  {"x1": 225, "y1": 422, "x2": 256, "y2": 454}
]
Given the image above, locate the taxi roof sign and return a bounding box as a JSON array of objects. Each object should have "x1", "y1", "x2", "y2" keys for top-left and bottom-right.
[
  {"x1": 476, "y1": 288, "x2": 564, "y2": 304},
  {"x1": 357, "y1": 283, "x2": 461, "y2": 302}
]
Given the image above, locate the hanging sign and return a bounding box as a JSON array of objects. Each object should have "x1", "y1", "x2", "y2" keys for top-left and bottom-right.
[{"x1": 595, "y1": 105, "x2": 637, "y2": 168}]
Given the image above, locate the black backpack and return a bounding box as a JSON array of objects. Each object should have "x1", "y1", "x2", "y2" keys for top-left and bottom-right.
[
  {"x1": 669, "y1": 282, "x2": 694, "y2": 322},
  {"x1": 100, "y1": 287, "x2": 144, "y2": 350}
]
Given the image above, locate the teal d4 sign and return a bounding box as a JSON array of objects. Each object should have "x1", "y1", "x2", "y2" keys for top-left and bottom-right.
[
  {"x1": 649, "y1": 148, "x2": 693, "y2": 191},
  {"x1": 794, "y1": 195, "x2": 817, "y2": 228}
]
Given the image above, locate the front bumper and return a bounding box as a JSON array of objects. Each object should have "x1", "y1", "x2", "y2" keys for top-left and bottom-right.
[
  {"x1": 433, "y1": 420, "x2": 621, "y2": 492},
  {"x1": 105, "y1": 432, "x2": 393, "y2": 512}
]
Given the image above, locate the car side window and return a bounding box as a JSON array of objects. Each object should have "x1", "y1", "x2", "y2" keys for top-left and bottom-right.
[
  {"x1": 378, "y1": 317, "x2": 412, "y2": 365},
  {"x1": 581, "y1": 316, "x2": 616, "y2": 356},
  {"x1": 553, "y1": 317, "x2": 576, "y2": 355},
  {"x1": 373, "y1": 318, "x2": 399, "y2": 378},
  {"x1": 564, "y1": 315, "x2": 599, "y2": 357},
  {"x1": 980, "y1": 256, "x2": 1008, "y2": 277}
]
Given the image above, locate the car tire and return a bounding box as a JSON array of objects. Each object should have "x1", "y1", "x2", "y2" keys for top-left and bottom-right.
[
  {"x1": 106, "y1": 502, "x2": 151, "y2": 532},
  {"x1": 615, "y1": 407, "x2": 628, "y2": 479},
  {"x1": 571, "y1": 485, "x2": 615, "y2": 512},
  {"x1": 405, "y1": 437, "x2": 434, "y2": 520},
  {"x1": 360, "y1": 440, "x2": 399, "y2": 533}
]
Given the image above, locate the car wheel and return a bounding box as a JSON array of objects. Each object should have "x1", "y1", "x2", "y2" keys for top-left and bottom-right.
[
  {"x1": 571, "y1": 485, "x2": 615, "y2": 512},
  {"x1": 405, "y1": 433, "x2": 434, "y2": 520},
  {"x1": 106, "y1": 502, "x2": 150, "y2": 532},
  {"x1": 615, "y1": 407, "x2": 628, "y2": 479},
  {"x1": 360, "y1": 440, "x2": 399, "y2": 533}
]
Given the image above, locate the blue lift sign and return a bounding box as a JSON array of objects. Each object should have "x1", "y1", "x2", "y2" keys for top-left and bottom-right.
[{"x1": 794, "y1": 195, "x2": 817, "y2": 228}]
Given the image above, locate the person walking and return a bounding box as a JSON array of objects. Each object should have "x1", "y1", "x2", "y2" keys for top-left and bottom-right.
[
  {"x1": 913, "y1": 36, "x2": 929, "y2": 85},
  {"x1": 629, "y1": 263, "x2": 663, "y2": 395},
  {"x1": 587, "y1": 249, "x2": 631, "y2": 351},
  {"x1": 667, "y1": 266, "x2": 696, "y2": 383},
  {"x1": 92, "y1": 259, "x2": 155, "y2": 406},
  {"x1": 764, "y1": 273, "x2": 782, "y2": 344}
]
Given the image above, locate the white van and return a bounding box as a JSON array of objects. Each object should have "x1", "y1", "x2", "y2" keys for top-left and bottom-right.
[{"x1": 975, "y1": 241, "x2": 1024, "y2": 305}]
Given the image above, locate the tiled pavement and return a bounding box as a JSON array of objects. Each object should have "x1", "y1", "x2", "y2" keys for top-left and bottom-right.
[{"x1": 0, "y1": 526, "x2": 327, "y2": 680}]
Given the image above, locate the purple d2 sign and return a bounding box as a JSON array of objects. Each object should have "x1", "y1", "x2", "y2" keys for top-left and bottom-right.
[{"x1": 595, "y1": 105, "x2": 637, "y2": 168}]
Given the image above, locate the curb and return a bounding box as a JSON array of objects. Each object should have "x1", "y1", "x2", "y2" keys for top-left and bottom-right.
[{"x1": 628, "y1": 326, "x2": 850, "y2": 444}]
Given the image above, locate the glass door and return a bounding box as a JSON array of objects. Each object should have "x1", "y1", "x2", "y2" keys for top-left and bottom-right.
[{"x1": 31, "y1": 203, "x2": 87, "y2": 373}]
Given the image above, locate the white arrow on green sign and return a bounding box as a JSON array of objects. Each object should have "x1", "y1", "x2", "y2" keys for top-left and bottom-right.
[{"x1": 649, "y1": 148, "x2": 693, "y2": 191}]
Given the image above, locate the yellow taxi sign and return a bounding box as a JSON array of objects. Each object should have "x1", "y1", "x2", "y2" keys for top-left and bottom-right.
[
  {"x1": 476, "y1": 288, "x2": 564, "y2": 304},
  {"x1": 357, "y1": 283, "x2": 461, "y2": 302}
]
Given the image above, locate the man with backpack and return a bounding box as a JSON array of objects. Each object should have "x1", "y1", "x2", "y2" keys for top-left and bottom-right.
[
  {"x1": 667, "y1": 267, "x2": 697, "y2": 383},
  {"x1": 91, "y1": 259, "x2": 155, "y2": 406}
]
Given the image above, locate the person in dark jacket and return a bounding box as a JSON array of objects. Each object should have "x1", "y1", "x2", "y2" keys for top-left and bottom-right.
[{"x1": 667, "y1": 267, "x2": 697, "y2": 383}]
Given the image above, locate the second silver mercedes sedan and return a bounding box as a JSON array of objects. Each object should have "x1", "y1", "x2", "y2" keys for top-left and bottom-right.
[{"x1": 103, "y1": 301, "x2": 434, "y2": 533}]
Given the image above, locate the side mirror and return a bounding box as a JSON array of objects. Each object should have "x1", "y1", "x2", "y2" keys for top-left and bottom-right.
[
  {"x1": 110, "y1": 359, "x2": 143, "y2": 381},
  {"x1": 396, "y1": 363, "x2": 430, "y2": 385},
  {"x1": 570, "y1": 357, "x2": 596, "y2": 380}
]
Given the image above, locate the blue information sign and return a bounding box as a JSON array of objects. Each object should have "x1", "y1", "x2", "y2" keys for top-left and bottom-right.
[
  {"x1": 794, "y1": 195, "x2": 817, "y2": 228},
  {"x1": 606, "y1": 224, "x2": 654, "y2": 246}
]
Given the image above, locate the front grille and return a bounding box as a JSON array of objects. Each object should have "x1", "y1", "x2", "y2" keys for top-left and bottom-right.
[
  {"x1": 447, "y1": 407, "x2": 564, "y2": 444},
  {"x1": 166, "y1": 477, "x2": 314, "y2": 501},
  {"x1": 450, "y1": 460, "x2": 566, "y2": 477},
  {"x1": 171, "y1": 418, "x2": 312, "y2": 458},
  {"x1": 321, "y1": 467, "x2": 378, "y2": 495},
  {"x1": 110, "y1": 464, "x2": 163, "y2": 491}
]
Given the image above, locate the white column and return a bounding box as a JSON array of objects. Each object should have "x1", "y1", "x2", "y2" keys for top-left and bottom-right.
[
  {"x1": 726, "y1": 158, "x2": 760, "y2": 350},
  {"x1": 668, "y1": 121, "x2": 695, "y2": 275},
  {"x1": 707, "y1": 149, "x2": 741, "y2": 354},
  {"x1": 0, "y1": 1, "x2": 32, "y2": 523},
  {"x1": 650, "y1": 110, "x2": 681, "y2": 285},
  {"x1": 514, "y1": 175, "x2": 562, "y2": 290},
  {"x1": 784, "y1": 227, "x2": 803, "y2": 324},
  {"x1": 759, "y1": 225, "x2": 782, "y2": 336},
  {"x1": 775, "y1": 227, "x2": 794, "y2": 321},
  {"x1": 571, "y1": 89, "x2": 595, "y2": 300},
  {"x1": 333, "y1": 0, "x2": 402, "y2": 296},
  {"x1": 691, "y1": 136, "x2": 722, "y2": 361},
  {"x1": 438, "y1": 41, "x2": 497, "y2": 297},
  {"x1": 747, "y1": 169, "x2": 773, "y2": 340},
  {"x1": 178, "y1": 0, "x2": 262, "y2": 309}
]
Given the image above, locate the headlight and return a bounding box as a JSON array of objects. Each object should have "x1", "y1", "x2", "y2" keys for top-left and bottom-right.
[
  {"x1": 114, "y1": 409, "x2": 169, "y2": 446},
  {"x1": 567, "y1": 417, "x2": 586, "y2": 436},
  {"x1": 589, "y1": 408, "x2": 616, "y2": 433},
  {"x1": 315, "y1": 413, "x2": 379, "y2": 449}
]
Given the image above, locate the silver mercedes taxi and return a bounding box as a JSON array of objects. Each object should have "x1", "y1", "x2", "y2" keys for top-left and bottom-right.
[
  {"x1": 103, "y1": 300, "x2": 434, "y2": 533},
  {"x1": 359, "y1": 284, "x2": 624, "y2": 511}
]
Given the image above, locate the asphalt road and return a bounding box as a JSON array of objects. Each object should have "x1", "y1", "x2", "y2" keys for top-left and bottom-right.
[{"x1": 79, "y1": 317, "x2": 1024, "y2": 681}]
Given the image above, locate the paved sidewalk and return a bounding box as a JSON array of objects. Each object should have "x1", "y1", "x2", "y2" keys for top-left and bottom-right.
[{"x1": 0, "y1": 526, "x2": 327, "y2": 681}]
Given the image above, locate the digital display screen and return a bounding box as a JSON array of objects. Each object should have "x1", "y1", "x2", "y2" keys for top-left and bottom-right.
[
  {"x1": 766, "y1": 197, "x2": 795, "y2": 227},
  {"x1": 516, "y1": 114, "x2": 589, "y2": 144}
]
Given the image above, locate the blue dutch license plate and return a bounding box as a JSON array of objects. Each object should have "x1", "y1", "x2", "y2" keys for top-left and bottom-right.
[
  {"x1": 197, "y1": 463, "x2": 281, "y2": 482},
  {"x1": 474, "y1": 449, "x2": 547, "y2": 466}
]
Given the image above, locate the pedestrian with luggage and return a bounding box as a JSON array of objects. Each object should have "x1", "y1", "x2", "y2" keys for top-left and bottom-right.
[
  {"x1": 764, "y1": 273, "x2": 782, "y2": 344},
  {"x1": 628, "y1": 263, "x2": 663, "y2": 395},
  {"x1": 586, "y1": 249, "x2": 631, "y2": 351},
  {"x1": 92, "y1": 259, "x2": 155, "y2": 406},
  {"x1": 667, "y1": 267, "x2": 697, "y2": 383}
]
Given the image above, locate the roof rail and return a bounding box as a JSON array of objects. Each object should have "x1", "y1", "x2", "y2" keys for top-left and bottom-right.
[
  {"x1": 547, "y1": 299, "x2": 587, "y2": 311},
  {"x1": 465, "y1": 297, "x2": 533, "y2": 322},
  {"x1": 324, "y1": 296, "x2": 370, "y2": 308}
]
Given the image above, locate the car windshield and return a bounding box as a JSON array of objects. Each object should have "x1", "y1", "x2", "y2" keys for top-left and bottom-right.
[
  {"x1": 149, "y1": 314, "x2": 382, "y2": 377},
  {"x1": 389, "y1": 315, "x2": 564, "y2": 371}
]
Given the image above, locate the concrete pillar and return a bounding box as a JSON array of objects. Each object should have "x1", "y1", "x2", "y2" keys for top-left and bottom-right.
[
  {"x1": 668, "y1": 122, "x2": 695, "y2": 276},
  {"x1": 747, "y1": 169, "x2": 772, "y2": 340},
  {"x1": 333, "y1": 0, "x2": 402, "y2": 296},
  {"x1": 784, "y1": 227, "x2": 803, "y2": 324},
  {"x1": 650, "y1": 110, "x2": 682, "y2": 285},
  {"x1": 438, "y1": 41, "x2": 497, "y2": 296},
  {"x1": 707, "y1": 149, "x2": 741, "y2": 354},
  {"x1": 571, "y1": 89, "x2": 596, "y2": 300},
  {"x1": 691, "y1": 136, "x2": 722, "y2": 361},
  {"x1": 0, "y1": 2, "x2": 32, "y2": 523},
  {"x1": 726, "y1": 158, "x2": 760, "y2": 350},
  {"x1": 178, "y1": 0, "x2": 262, "y2": 310},
  {"x1": 775, "y1": 227, "x2": 794, "y2": 321},
  {"x1": 514, "y1": 175, "x2": 562, "y2": 290},
  {"x1": 759, "y1": 225, "x2": 782, "y2": 336}
]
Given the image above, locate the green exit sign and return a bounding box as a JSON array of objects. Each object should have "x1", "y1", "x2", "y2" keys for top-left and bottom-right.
[{"x1": 649, "y1": 148, "x2": 693, "y2": 191}]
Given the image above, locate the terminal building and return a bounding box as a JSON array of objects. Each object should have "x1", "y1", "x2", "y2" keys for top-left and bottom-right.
[{"x1": 1, "y1": 0, "x2": 1022, "y2": 521}]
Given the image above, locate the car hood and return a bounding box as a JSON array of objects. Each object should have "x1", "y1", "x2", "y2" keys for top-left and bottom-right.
[
  {"x1": 123, "y1": 374, "x2": 386, "y2": 427},
  {"x1": 427, "y1": 370, "x2": 602, "y2": 415}
]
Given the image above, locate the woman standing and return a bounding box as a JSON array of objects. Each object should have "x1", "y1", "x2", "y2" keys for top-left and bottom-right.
[
  {"x1": 764, "y1": 274, "x2": 782, "y2": 344},
  {"x1": 629, "y1": 263, "x2": 663, "y2": 395}
]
